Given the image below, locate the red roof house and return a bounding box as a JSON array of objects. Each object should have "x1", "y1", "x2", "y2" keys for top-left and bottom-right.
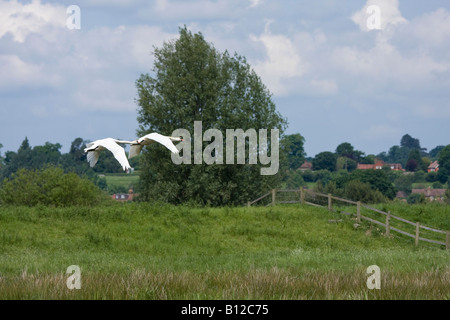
[
  {"x1": 357, "y1": 160, "x2": 404, "y2": 171},
  {"x1": 427, "y1": 161, "x2": 439, "y2": 173},
  {"x1": 299, "y1": 160, "x2": 313, "y2": 171},
  {"x1": 112, "y1": 188, "x2": 135, "y2": 202}
]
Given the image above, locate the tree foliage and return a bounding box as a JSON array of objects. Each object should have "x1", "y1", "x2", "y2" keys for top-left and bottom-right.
[
  {"x1": 281, "y1": 133, "x2": 306, "y2": 170},
  {"x1": 400, "y1": 134, "x2": 421, "y2": 150},
  {"x1": 405, "y1": 149, "x2": 424, "y2": 172},
  {"x1": 378, "y1": 134, "x2": 429, "y2": 167},
  {"x1": 335, "y1": 169, "x2": 397, "y2": 200},
  {"x1": 0, "y1": 166, "x2": 106, "y2": 207},
  {"x1": 335, "y1": 142, "x2": 364, "y2": 162},
  {"x1": 343, "y1": 180, "x2": 386, "y2": 203},
  {"x1": 437, "y1": 145, "x2": 450, "y2": 184},
  {"x1": 135, "y1": 27, "x2": 287, "y2": 206},
  {"x1": 312, "y1": 152, "x2": 337, "y2": 172},
  {"x1": 429, "y1": 145, "x2": 444, "y2": 160}
]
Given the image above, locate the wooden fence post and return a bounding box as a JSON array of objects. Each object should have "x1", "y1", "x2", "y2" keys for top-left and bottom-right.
[
  {"x1": 385, "y1": 211, "x2": 390, "y2": 237},
  {"x1": 300, "y1": 187, "x2": 304, "y2": 205},
  {"x1": 415, "y1": 222, "x2": 420, "y2": 246},
  {"x1": 272, "y1": 189, "x2": 276, "y2": 206},
  {"x1": 328, "y1": 194, "x2": 332, "y2": 211},
  {"x1": 356, "y1": 201, "x2": 361, "y2": 223},
  {"x1": 446, "y1": 231, "x2": 449, "y2": 251},
  {"x1": 247, "y1": 201, "x2": 251, "y2": 207}
]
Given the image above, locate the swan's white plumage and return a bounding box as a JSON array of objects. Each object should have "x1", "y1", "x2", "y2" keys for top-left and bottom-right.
[
  {"x1": 84, "y1": 138, "x2": 132, "y2": 171},
  {"x1": 128, "y1": 133, "x2": 181, "y2": 159}
]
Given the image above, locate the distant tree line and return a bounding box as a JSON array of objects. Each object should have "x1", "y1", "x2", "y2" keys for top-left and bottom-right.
[
  {"x1": 0, "y1": 137, "x2": 141, "y2": 196},
  {"x1": 1, "y1": 131, "x2": 448, "y2": 206}
]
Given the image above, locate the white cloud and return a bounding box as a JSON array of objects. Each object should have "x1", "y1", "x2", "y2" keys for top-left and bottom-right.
[
  {"x1": 0, "y1": 0, "x2": 66, "y2": 43},
  {"x1": 248, "y1": 0, "x2": 262, "y2": 8},
  {"x1": 408, "y1": 8, "x2": 450, "y2": 47},
  {"x1": 351, "y1": 0, "x2": 407, "y2": 31},
  {"x1": 250, "y1": 22, "x2": 306, "y2": 96},
  {"x1": 331, "y1": 34, "x2": 450, "y2": 89},
  {"x1": 0, "y1": 18, "x2": 174, "y2": 110},
  {"x1": 0, "y1": 54, "x2": 60, "y2": 90},
  {"x1": 73, "y1": 79, "x2": 136, "y2": 112}
]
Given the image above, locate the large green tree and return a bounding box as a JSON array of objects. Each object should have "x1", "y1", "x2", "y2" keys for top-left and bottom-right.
[
  {"x1": 335, "y1": 142, "x2": 364, "y2": 162},
  {"x1": 135, "y1": 27, "x2": 287, "y2": 206},
  {"x1": 312, "y1": 151, "x2": 337, "y2": 172},
  {"x1": 400, "y1": 134, "x2": 421, "y2": 150},
  {"x1": 437, "y1": 145, "x2": 450, "y2": 184},
  {"x1": 281, "y1": 133, "x2": 306, "y2": 170}
]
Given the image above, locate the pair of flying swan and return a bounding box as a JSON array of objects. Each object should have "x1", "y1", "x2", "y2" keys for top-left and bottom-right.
[{"x1": 84, "y1": 133, "x2": 182, "y2": 172}]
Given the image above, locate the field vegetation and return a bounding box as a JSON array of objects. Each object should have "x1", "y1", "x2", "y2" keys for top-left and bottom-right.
[{"x1": 0, "y1": 202, "x2": 448, "y2": 300}]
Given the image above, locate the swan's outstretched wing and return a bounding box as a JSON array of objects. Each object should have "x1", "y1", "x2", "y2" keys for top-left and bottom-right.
[
  {"x1": 86, "y1": 148, "x2": 100, "y2": 168},
  {"x1": 128, "y1": 133, "x2": 179, "y2": 159},
  {"x1": 128, "y1": 143, "x2": 144, "y2": 159},
  {"x1": 100, "y1": 138, "x2": 131, "y2": 171},
  {"x1": 142, "y1": 133, "x2": 179, "y2": 154},
  {"x1": 85, "y1": 141, "x2": 95, "y2": 148},
  {"x1": 85, "y1": 138, "x2": 131, "y2": 171}
]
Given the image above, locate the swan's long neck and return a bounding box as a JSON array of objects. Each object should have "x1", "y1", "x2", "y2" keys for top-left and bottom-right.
[{"x1": 114, "y1": 139, "x2": 136, "y2": 144}]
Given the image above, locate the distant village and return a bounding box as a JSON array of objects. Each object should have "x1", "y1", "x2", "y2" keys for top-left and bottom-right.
[{"x1": 297, "y1": 159, "x2": 445, "y2": 202}]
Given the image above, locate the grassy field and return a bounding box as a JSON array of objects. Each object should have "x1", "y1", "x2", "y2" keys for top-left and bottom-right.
[
  {"x1": 0, "y1": 202, "x2": 448, "y2": 299},
  {"x1": 102, "y1": 172, "x2": 140, "y2": 193}
]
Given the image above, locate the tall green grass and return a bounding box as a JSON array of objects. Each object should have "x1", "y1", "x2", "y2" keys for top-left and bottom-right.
[{"x1": 0, "y1": 203, "x2": 448, "y2": 299}]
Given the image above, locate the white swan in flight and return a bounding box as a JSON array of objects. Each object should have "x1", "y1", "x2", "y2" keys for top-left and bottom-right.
[
  {"x1": 84, "y1": 138, "x2": 134, "y2": 172},
  {"x1": 128, "y1": 133, "x2": 182, "y2": 159}
]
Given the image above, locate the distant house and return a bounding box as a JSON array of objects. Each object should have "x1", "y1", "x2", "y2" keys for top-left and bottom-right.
[
  {"x1": 112, "y1": 188, "x2": 135, "y2": 202},
  {"x1": 298, "y1": 160, "x2": 313, "y2": 171},
  {"x1": 396, "y1": 191, "x2": 408, "y2": 199},
  {"x1": 427, "y1": 161, "x2": 439, "y2": 173},
  {"x1": 411, "y1": 187, "x2": 446, "y2": 202},
  {"x1": 357, "y1": 160, "x2": 404, "y2": 171}
]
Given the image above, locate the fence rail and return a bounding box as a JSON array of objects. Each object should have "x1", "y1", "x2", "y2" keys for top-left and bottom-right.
[{"x1": 247, "y1": 188, "x2": 449, "y2": 250}]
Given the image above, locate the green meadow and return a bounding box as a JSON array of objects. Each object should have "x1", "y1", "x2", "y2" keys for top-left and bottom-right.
[
  {"x1": 0, "y1": 202, "x2": 448, "y2": 299},
  {"x1": 102, "y1": 172, "x2": 140, "y2": 194}
]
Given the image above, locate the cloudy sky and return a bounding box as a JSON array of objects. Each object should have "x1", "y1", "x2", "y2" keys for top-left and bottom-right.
[{"x1": 1, "y1": 0, "x2": 449, "y2": 158}]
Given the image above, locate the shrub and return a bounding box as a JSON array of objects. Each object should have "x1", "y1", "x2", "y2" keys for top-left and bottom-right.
[
  {"x1": 426, "y1": 172, "x2": 438, "y2": 182},
  {"x1": 343, "y1": 179, "x2": 386, "y2": 203},
  {"x1": 445, "y1": 189, "x2": 450, "y2": 204},
  {"x1": 432, "y1": 181, "x2": 443, "y2": 189},
  {"x1": 407, "y1": 193, "x2": 425, "y2": 204},
  {"x1": 285, "y1": 170, "x2": 306, "y2": 189},
  {"x1": 0, "y1": 166, "x2": 107, "y2": 207}
]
